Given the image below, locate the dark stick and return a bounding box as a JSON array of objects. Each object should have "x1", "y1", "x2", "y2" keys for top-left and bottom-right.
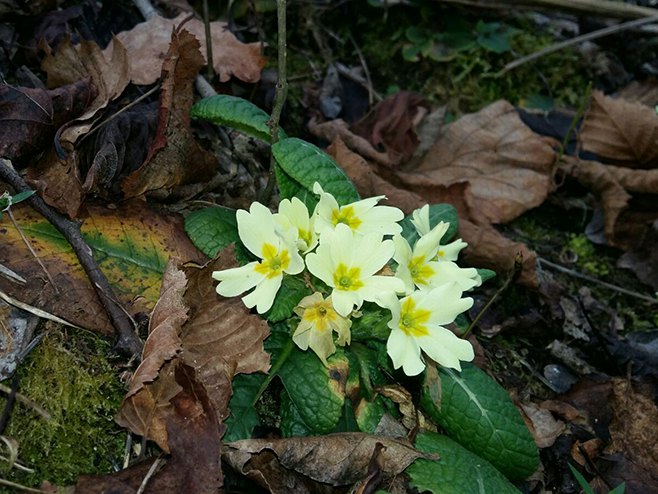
[{"x1": 0, "y1": 159, "x2": 143, "y2": 357}]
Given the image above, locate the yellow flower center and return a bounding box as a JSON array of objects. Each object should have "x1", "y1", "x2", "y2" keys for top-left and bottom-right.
[
  {"x1": 408, "y1": 256, "x2": 434, "y2": 286},
  {"x1": 254, "y1": 242, "x2": 290, "y2": 278},
  {"x1": 399, "y1": 297, "x2": 430, "y2": 337},
  {"x1": 303, "y1": 301, "x2": 337, "y2": 332},
  {"x1": 333, "y1": 263, "x2": 364, "y2": 291},
  {"x1": 299, "y1": 228, "x2": 312, "y2": 248},
  {"x1": 331, "y1": 205, "x2": 362, "y2": 230}
]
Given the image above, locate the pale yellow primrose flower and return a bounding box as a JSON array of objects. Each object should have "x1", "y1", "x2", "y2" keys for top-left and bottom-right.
[
  {"x1": 212, "y1": 202, "x2": 304, "y2": 313},
  {"x1": 293, "y1": 292, "x2": 351, "y2": 365},
  {"x1": 275, "y1": 197, "x2": 318, "y2": 253},
  {"x1": 382, "y1": 285, "x2": 475, "y2": 376},
  {"x1": 393, "y1": 225, "x2": 481, "y2": 294},
  {"x1": 410, "y1": 204, "x2": 469, "y2": 262},
  {"x1": 305, "y1": 223, "x2": 405, "y2": 317},
  {"x1": 312, "y1": 182, "x2": 404, "y2": 236}
]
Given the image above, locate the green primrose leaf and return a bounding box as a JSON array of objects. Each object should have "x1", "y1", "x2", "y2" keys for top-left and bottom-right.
[
  {"x1": 420, "y1": 363, "x2": 539, "y2": 480},
  {"x1": 354, "y1": 395, "x2": 389, "y2": 433},
  {"x1": 277, "y1": 347, "x2": 347, "y2": 434},
  {"x1": 477, "y1": 268, "x2": 497, "y2": 283},
  {"x1": 184, "y1": 206, "x2": 240, "y2": 258},
  {"x1": 184, "y1": 206, "x2": 251, "y2": 264},
  {"x1": 11, "y1": 190, "x2": 36, "y2": 204},
  {"x1": 264, "y1": 275, "x2": 312, "y2": 323},
  {"x1": 350, "y1": 302, "x2": 392, "y2": 341},
  {"x1": 400, "y1": 203, "x2": 459, "y2": 246},
  {"x1": 190, "y1": 94, "x2": 286, "y2": 142},
  {"x1": 272, "y1": 138, "x2": 360, "y2": 207},
  {"x1": 224, "y1": 373, "x2": 266, "y2": 441},
  {"x1": 280, "y1": 391, "x2": 314, "y2": 437},
  {"x1": 407, "y1": 432, "x2": 520, "y2": 493}
]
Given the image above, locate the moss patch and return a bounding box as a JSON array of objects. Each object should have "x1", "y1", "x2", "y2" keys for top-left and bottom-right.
[{"x1": 0, "y1": 328, "x2": 126, "y2": 488}]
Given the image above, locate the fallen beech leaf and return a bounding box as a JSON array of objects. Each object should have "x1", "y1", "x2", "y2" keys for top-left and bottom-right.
[
  {"x1": 618, "y1": 228, "x2": 658, "y2": 291},
  {"x1": 0, "y1": 200, "x2": 202, "y2": 335},
  {"x1": 122, "y1": 29, "x2": 216, "y2": 198},
  {"x1": 112, "y1": 13, "x2": 265, "y2": 85},
  {"x1": 223, "y1": 433, "x2": 423, "y2": 493},
  {"x1": 579, "y1": 90, "x2": 658, "y2": 168},
  {"x1": 0, "y1": 80, "x2": 94, "y2": 167},
  {"x1": 409, "y1": 99, "x2": 557, "y2": 224},
  {"x1": 351, "y1": 91, "x2": 429, "y2": 167}
]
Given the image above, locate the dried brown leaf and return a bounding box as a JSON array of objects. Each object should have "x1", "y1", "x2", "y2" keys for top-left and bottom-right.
[
  {"x1": 113, "y1": 13, "x2": 265, "y2": 85},
  {"x1": 410, "y1": 100, "x2": 557, "y2": 224},
  {"x1": 223, "y1": 433, "x2": 423, "y2": 493},
  {"x1": 579, "y1": 90, "x2": 658, "y2": 167},
  {"x1": 519, "y1": 402, "x2": 566, "y2": 449},
  {"x1": 121, "y1": 29, "x2": 216, "y2": 198}
]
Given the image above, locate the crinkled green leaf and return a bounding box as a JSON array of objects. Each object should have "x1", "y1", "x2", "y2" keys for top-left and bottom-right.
[
  {"x1": 278, "y1": 347, "x2": 347, "y2": 434},
  {"x1": 331, "y1": 397, "x2": 360, "y2": 433},
  {"x1": 400, "y1": 203, "x2": 459, "y2": 247},
  {"x1": 190, "y1": 94, "x2": 286, "y2": 142},
  {"x1": 407, "y1": 432, "x2": 520, "y2": 493},
  {"x1": 354, "y1": 396, "x2": 388, "y2": 433},
  {"x1": 280, "y1": 390, "x2": 314, "y2": 437},
  {"x1": 420, "y1": 363, "x2": 539, "y2": 480},
  {"x1": 184, "y1": 206, "x2": 239, "y2": 258},
  {"x1": 225, "y1": 373, "x2": 266, "y2": 441},
  {"x1": 272, "y1": 138, "x2": 360, "y2": 206},
  {"x1": 264, "y1": 275, "x2": 312, "y2": 323},
  {"x1": 350, "y1": 303, "x2": 392, "y2": 341}
]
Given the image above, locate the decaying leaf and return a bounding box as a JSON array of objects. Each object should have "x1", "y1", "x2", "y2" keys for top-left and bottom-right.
[
  {"x1": 0, "y1": 80, "x2": 94, "y2": 167},
  {"x1": 112, "y1": 13, "x2": 266, "y2": 85},
  {"x1": 519, "y1": 402, "x2": 566, "y2": 449},
  {"x1": 117, "y1": 246, "x2": 270, "y2": 450},
  {"x1": 579, "y1": 90, "x2": 658, "y2": 168},
  {"x1": 223, "y1": 433, "x2": 423, "y2": 493},
  {"x1": 122, "y1": 28, "x2": 216, "y2": 198},
  {"x1": 0, "y1": 200, "x2": 202, "y2": 335}
]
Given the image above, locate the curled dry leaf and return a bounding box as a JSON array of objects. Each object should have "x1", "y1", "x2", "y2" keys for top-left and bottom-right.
[
  {"x1": 519, "y1": 402, "x2": 566, "y2": 449},
  {"x1": 0, "y1": 80, "x2": 94, "y2": 167},
  {"x1": 223, "y1": 433, "x2": 424, "y2": 493},
  {"x1": 112, "y1": 13, "x2": 266, "y2": 85},
  {"x1": 117, "y1": 246, "x2": 270, "y2": 451},
  {"x1": 122, "y1": 29, "x2": 217, "y2": 198},
  {"x1": 579, "y1": 90, "x2": 658, "y2": 168}
]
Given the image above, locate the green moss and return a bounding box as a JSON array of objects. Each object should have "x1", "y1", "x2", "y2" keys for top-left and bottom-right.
[
  {"x1": 565, "y1": 234, "x2": 610, "y2": 276},
  {"x1": 0, "y1": 329, "x2": 126, "y2": 488}
]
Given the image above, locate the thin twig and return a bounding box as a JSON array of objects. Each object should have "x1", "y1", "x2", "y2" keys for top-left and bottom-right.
[
  {"x1": 499, "y1": 14, "x2": 658, "y2": 76},
  {"x1": 260, "y1": 0, "x2": 288, "y2": 204},
  {"x1": 0, "y1": 478, "x2": 51, "y2": 493},
  {"x1": 136, "y1": 456, "x2": 166, "y2": 494},
  {"x1": 202, "y1": 0, "x2": 214, "y2": 81},
  {"x1": 0, "y1": 159, "x2": 143, "y2": 356},
  {"x1": 538, "y1": 257, "x2": 658, "y2": 304},
  {"x1": 348, "y1": 33, "x2": 381, "y2": 104},
  {"x1": 6, "y1": 209, "x2": 58, "y2": 293}
]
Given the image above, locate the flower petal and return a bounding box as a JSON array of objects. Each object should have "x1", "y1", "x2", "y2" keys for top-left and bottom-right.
[
  {"x1": 305, "y1": 245, "x2": 335, "y2": 287},
  {"x1": 242, "y1": 274, "x2": 282, "y2": 313},
  {"x1": 237, "y1": 203, "x2": 277, "y2": 258},
  {"x1": 331, "y1": 289, "x2": 361, "y2": 317},
  {"x1": 387, "y1": 328, "x2": 424, "y2": 376},
  {"x1": 359, "y1": 205, "x2": 404, "y2": 235},
  {"x1": 354, "y1": 235, "x2": 395, "y2": 276},
  {"x1": 414, "y1": 221, "x2": 449, "y2": 260},
  {"x1": 213, "y1": 263, "x2": 264, "y2": 297},
  {"x1": 419, "y1": 326, "x2": 474, "y2": 371}
]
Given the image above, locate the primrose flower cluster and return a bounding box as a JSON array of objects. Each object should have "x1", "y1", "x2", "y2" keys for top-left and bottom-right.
[{"x1": 212, "y1": 183, "x2": 481, "y2": 376}]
